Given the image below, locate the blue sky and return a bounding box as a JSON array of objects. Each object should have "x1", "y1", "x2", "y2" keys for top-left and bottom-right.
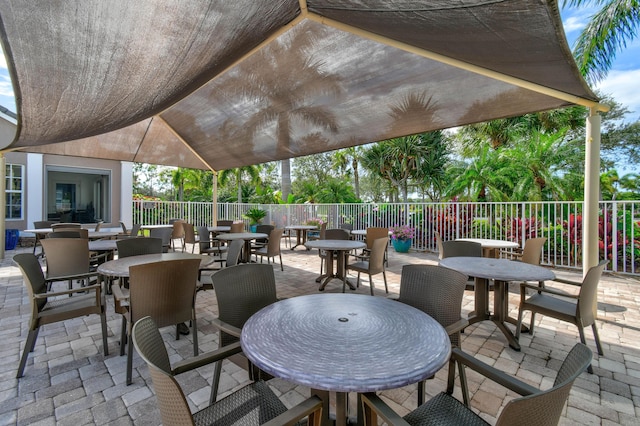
[{"x1": 1, "y1": 6, "x2": 638, "y2": 121}]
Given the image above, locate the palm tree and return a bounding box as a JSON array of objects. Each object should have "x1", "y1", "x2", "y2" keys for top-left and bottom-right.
[
  {"x1": 224, "y1": 28, "x2": 343, "y2": 201},
  {"x1": 332, "y1": 146, "x2": 362, "y2": 200},
  {"x1": 446, "y1": 145, "x2": 512, "y2": 201},
  {"x1": 218, "y1": 165, "x2": 261, "y2": 203},
  {"x1": 564, "y1": 0, "x2": 640, "y2": 83}
]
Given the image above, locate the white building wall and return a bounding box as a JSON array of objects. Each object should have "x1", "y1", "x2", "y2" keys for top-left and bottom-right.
[
  {"x1": 26, "y1": 153, "x2": 44, "y2": 228},
  {"x1": 120, "y1": 161, "x2": 133, "y2": 227}
]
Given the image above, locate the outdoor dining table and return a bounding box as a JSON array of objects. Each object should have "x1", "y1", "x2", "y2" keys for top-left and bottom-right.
[
  {"x1": 439, "y1": 256, "x2": 555, "y2": 350},
  {"x1": 23, "y1": 228, "x2": 120, "y2": 240},
  {"x1": 305, "y1": 239, "x2": 366, "y2": 291},
  {"x1": 97, "y1": 252, "x2": 214, "y2": 278},
  {"x1": 214, "y1": 232, "x2": 268, "y2": 263},
  {"x1": 241, "y1": 293, "x2": 451, "y2": 426},
  {"x1": 455, "y1": 237, "x2": 519, "y2": 258},
  {"x1": 285, "y1": 225, "x2": 317, "y2": 250}
]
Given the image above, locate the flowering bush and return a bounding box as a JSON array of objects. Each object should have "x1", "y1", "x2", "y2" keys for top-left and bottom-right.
[
  {"x1": 390, "y1": 224, "x2": 415, "y2": 241},
  {"x1": 305, "y1": 217, "x2": 325, "y2": 227}
]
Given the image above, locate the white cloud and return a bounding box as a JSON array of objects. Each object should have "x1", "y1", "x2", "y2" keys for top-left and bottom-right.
[
  {"x1": 596, "y1": 69, "x2": 640, "y2": 120},
  {"x1": 562, "y1": 16, "x2": 586, "y2": 34}
]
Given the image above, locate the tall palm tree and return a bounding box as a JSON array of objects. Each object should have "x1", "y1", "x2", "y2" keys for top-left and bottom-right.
[
  {"x1": 564, "y1": 0, "x2": 640, "y2": 83},
  {"x1": 332, "y1": 146, "x2": 362, "y2": 200},
  {"x1": 218, "y1": 165, "x2": 261, "y2": 203},
  {"x1": 446, "y1": 145, "x2": 512, "y2": 201},
  {"x1": 224, "y1": 28, "x2": 343, "y2": 201}
]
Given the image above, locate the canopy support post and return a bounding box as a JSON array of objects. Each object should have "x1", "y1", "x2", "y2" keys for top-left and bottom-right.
[
  {"x1": 213, "y1": 171, "x2": 218, "y2": 224},
  {"x1": 0, "y1": 152, "x2": 5, "y2": 260},
  {"x1": 583, "y1": 108, "x2": 601, "y2": 277}
]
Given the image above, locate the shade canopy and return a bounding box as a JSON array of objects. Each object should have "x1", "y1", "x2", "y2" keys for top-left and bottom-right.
[{"x1": 0, "y1": 0, "x2": 602, "y2": 170}]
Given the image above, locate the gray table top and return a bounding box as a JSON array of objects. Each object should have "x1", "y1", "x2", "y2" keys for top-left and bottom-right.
[
  {"x1": 439, "y1": 257, "x2": 555, "y2": 282},
  {"x1": 455, "y1": 238, "x2": 519, "y2": 249},
  {"x1": 97, "y1": 253, "x2": 213, "y2": 277},
  {"x1": 241, "y1": 293, "x2": 451, "y2": 393},
  {"x1": 215, "y1": 232, "x2": 268, "y2": 241},
  {"x1": 351, "y1": 229, "x2": 391, "y2": 236},
  {"x1": 23, "y1": 229, "x2": 120, "y2": 239},
  {"x1": 88, "y1": 239, "x2": 118, "y2": 251},
  {"x1": 304, "y1": 240, "x2": 366, "y2": 251},
  {"x1": 285, "y1": 225, "x2": 317, "y2": 230},
  {"x1": 207, "y1": 226, "x2": 231, "y2": 233}
]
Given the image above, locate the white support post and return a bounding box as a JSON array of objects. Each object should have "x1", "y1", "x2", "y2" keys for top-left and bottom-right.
[
  {"x1": 0, "y1": 152, "x2": 5, "y2": 259},
  {"x1": 583, "y1": 108, "x2": 601, "y2": 277}
]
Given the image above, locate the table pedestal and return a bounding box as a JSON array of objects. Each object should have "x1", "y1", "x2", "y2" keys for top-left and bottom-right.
[{"x1": 315, "y1": 249, "x2": 356, "y2": 291}]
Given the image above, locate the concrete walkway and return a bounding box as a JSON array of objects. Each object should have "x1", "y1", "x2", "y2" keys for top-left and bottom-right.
[{"x1": 0, "y1": 243, "x2": 638, "y2": 425}]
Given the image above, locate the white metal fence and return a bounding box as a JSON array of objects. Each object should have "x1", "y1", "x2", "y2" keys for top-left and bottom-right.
[{"x1": 133, "y1": 200, "x2": 640, "y2": 275}]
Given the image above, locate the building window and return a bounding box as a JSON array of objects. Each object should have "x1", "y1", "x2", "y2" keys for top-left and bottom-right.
[{"x1": 5, "y1": 163, "x2": 23, "y2": 220}]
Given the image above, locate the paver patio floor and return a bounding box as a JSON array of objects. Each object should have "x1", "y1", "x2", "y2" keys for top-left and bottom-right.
[{"x1": 0, "y1": 241, "x2": 638, "y2": 425}]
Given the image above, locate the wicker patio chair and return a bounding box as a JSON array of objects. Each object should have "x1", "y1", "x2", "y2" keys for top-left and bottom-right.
[
  {"x1": 130, "y1": 223, "x2": 142, "y2": 237},
  {"x1": 50, "y1": 227, "x2": 89, "y2": 239},
  {"x1": 354, "y1": 227, "x2": 389, "y2": 266},
  {"x1": 230, "y1": 221, "x2": 245, "y2": 233},
  {"x1": 94, "y1": 221, "x2": 104, "y2": 231},
  {"x1": 217, "y1": 219, "x2": 234, "y2": 227},
  {"x1": 112, "y1": 258, "x2": 201, "y2": 385},
  {"x1": 182, "y1": 222, "x2": 198, "y2": 253},
  {"x1": 13, "y1": 253, "x2": 108, "y2": 378},
  {"x1": 132, "y1": 316, "x2": 323, "y2": 426},
  {"x1": 170, "y1": 219, "x2": 186, "y2": 250},
  {"x1": 40, "y1": 238, "x2": 103, "y2": 291},
  {"x1": 149, "y1": 227, "x2": 173, "y2": 252},
  {"x1": 501, "y1": 237, "x2": 546, "y2": 264},
  {"x1": 252, "y1": 228, "x2": 284, "y2": 270},
  {"x1": 360, "y1": 343, "x2": 592, "y2": 426},
  {"x1": 441, "y1": 240, "x2": 483, "y2": 291},
  {"x1": 397, "y1": 265, "x2": 469, "y2": 405},
  {"x1": 307, "y1": 222, "x2": 326, "y2": 242},
  {"x1": 196, "y1": 225, "x2": 227, "y2": 257},
  {"x1": 252, "y1": 224, "x2": 275, "y2": 249},
  {"x1": 517, "y1": 260, "x2": 607, "y2": 373},
  {"x1": 209, "y1": 264, "x2": 279, "y2": 403},
  {"x1": 344, "y1": 237, "x2": 388, "y2": 295},
  {"x1": 32, "y1": 220, "x2": 55, "y2": 256},
  {"x1": 51, "y1": 222, "x2": 81, "y2": 229}
]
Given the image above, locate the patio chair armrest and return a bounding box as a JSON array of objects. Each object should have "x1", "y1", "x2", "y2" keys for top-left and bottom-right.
[
  {"x1": 520, "y1": 282, "x2": 579, "y2": 299},
  {"x1": 452, "y1": 348, "x2": 537, "y2": 396},
  {"x1": 211, "y1": 318, "x2": 242, "y2": 337},
  {"x1": 46, "y1": 271, "x2": 98, "y2": 282},
  {"x1": 111, "y1": 284, "x2": 129, "y2": 302},
  {"x1": 34, "y1": 284, "x2": 102, "y2": 299},
  {"x1": 360, "y1": 392, "x2": 411, "y2": 426},
  {"x1": 445, "y1": 318, "x2": 469, "y2": 336},
  {"x1": 172, "y1": 342, "x2": 243, "y2": 374},
  {"x1": 548, "y1": 277, "x2": 582, "y2": 287},
  {"x1": 262, "y1": 395, "x2": 324, "y2": 426}
]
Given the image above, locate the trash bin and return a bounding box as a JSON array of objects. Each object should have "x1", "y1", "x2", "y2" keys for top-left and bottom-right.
[{"x1": 5, "y1": 229, "x2": 19, "y2": 250}]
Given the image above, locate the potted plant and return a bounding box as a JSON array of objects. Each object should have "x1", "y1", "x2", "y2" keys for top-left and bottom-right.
[
  {"x1": 243, "y1": 208, "x2": 267, "y2": 232},
  {"x1": 390, "y1": 224, "x2": 415, "y2": 253}
]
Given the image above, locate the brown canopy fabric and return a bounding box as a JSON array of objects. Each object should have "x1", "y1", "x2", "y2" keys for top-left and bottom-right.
[{"x1": 0, "y1": 0, "x2": 602, "y2": 170}]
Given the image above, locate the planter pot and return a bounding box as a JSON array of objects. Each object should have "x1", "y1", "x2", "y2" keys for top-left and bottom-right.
[
  {"x1": 393, "y1": 238, "x2": 412, "y2": 253},
  {"x1": 250, "y1": 224, "x2": 258, "y2": 232}
]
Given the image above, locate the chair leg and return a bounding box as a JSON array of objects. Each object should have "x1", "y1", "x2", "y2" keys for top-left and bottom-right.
[
  {"x1": 368, "y1": 274, "x2": 374, "y2": 296},
  {"x1": 126, "y1": 328, "x2": 133, "y2": 385},
  {"x1": 382, "y1": 271, "x2": 388, "y2": 293},
  {"x1": 516, "y1": 308, "x2": 525, "y2": 340},
  {"x1": 192, "y1": 318, "x2": 199, "y2": 357},
  {"x1": 279, "y1": 253, "x2": 283, "y2": 271},
  {"x1": 119, "y1": 317, "x2": 127, "y2": 356},
  {"x1": 101, "y1": 311, "x2": 109, "y2": 356},
  {"x1": 210, "y1": 359, "x2": 223, "y2": 405},
  {"x1": 17, "y1": 328, "x2": 39, "y2": 378},
  {"x1": 356, "y1": 272, "x2": 361, "y2": 288},
  {"x1": 592, "y1": 324, "x2": 604, "y2": 355}
]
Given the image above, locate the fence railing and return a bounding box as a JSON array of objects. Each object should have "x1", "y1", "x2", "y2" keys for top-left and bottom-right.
[{"x1": 133, "y1": 200, "x2": 640, "y2": 275}]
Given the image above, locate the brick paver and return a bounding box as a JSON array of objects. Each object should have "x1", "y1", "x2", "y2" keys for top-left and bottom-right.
[{"x1": 0, "y1": 240, "x2": 638, "y2": 424}]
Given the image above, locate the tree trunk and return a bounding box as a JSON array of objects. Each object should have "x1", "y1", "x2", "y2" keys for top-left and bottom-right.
[{"x1": 281, "y1": 159, "x2": 291, "y2": 201}]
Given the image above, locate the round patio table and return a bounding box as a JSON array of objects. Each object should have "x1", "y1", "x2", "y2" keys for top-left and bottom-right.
[
  {"x1": 305, "y1": 239, "x2": 366, "y2": 291},
  {"x1": 97, "y1": 252, "x2": 213, "y2": 277},
  {"x1": 214, "y1": 232, "x2": 268, "y2": 263},
  {"x1": 439, "y1": 256, "x2": 555, "y2": 350},
  {"x1": 285, "y1": 225, "x2": 317, "y2": 250},
  {"x1": 241, "y1": 293, "x2": 450, "y2": 426},
  {"x1": 455, "y1": 238, "x2": 519, "y2": 258}
]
